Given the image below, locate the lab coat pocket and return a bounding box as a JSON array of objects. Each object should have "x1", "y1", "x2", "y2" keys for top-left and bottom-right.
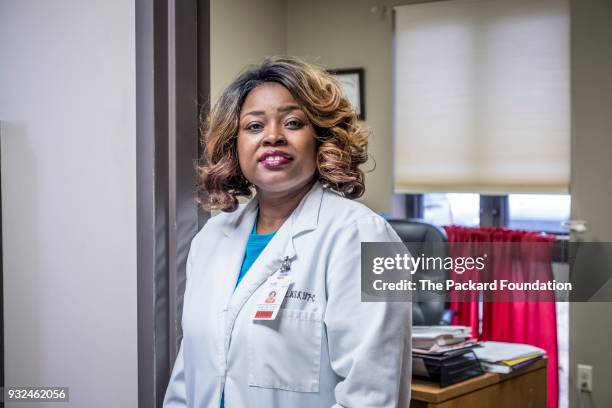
[{"x1": 248, "y1": 308, "x2": 322, "y2": 393}]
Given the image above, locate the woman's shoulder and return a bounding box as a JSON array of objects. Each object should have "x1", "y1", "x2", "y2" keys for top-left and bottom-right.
[
  {"x1": 190, "y1": 202, "x2": 249, "y2": 244},
  {"x1": 317, "y1": 188, "x2": 401, "y2": 245},
  {"x1": 319, "y1": 187, "x2": 389, "y2": 228}
]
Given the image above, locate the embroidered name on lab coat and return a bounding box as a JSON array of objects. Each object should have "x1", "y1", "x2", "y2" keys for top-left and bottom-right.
[{"x1": 285, "y1": 290, "x2": 316, "y2": 302}]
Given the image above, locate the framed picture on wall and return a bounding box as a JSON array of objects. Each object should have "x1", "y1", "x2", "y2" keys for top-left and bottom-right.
[{"x1": 329, "y1": 68, "x2": 365, "y2": 120}]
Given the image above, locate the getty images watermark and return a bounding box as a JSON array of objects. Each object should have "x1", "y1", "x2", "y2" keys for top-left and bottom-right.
[{"x1": 361, "y1": 242, "x2": 612, "y2": 302}]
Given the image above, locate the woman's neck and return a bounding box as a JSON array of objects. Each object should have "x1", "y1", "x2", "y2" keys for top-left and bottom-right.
[{"x1": 255, "y1": 178, "x2": 316, "y2": 234}]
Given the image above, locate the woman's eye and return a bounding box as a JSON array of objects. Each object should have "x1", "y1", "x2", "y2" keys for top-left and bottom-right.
[
  {"x1": 246, "y1": 122, "x2": 263, "y2": 132},
  {"x1": 285, "y1": 119, "x2": 303, "y2": 129}
]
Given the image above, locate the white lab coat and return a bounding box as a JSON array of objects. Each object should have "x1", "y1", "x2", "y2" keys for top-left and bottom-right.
[{"x1": 163, "y1": 181, "x2": 412, "y2": 408}]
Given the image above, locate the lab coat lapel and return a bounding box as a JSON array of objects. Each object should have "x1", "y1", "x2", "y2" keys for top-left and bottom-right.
[{"x1": 218, "y1": 198, "x2": 258, "y2": 305}]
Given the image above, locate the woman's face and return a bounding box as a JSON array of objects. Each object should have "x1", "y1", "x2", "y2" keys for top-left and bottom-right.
[{"x1": 237, "y1": 82, "x2": 317, "y2": 195}]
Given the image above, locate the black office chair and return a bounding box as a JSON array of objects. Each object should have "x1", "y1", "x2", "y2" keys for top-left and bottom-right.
[{"x1": 387, "y1": 219, "x2": 452, "y2": 326}]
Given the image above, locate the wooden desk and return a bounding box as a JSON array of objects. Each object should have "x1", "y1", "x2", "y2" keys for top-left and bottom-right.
[{"x1": 410, "y1": 359, "x2": 547, "y2": 408}]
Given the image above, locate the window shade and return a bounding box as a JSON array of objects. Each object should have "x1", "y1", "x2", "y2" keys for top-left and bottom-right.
[{"x1": 393, "y1": 0, "x2": 570, "y2": 194}]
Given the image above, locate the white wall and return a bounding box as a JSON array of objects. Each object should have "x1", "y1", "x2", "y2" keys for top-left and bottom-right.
[{"x1": 0, "y1": 1, "x2": 138, "y2": 407}]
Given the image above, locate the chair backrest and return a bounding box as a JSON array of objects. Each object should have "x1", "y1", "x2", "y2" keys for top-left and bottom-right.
[
  {"x1": 387, "y1": 219, "x2": 449, "y2": 326},
  {"x1": 388, "y1": 218, "x2": 447, "y2": 243}
]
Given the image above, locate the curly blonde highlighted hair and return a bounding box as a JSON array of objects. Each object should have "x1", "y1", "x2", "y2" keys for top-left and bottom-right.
[{"x1": 198, "y1": 56, "x2": 370, "y2": 212}]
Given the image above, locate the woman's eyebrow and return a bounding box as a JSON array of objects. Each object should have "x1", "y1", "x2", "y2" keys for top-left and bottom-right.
[
  {"x1": 242, "y1": 110, "x2": 265, "y2": 118},
  {"x1": 277, "y1": 105, "x2": 302, "y2": 114},
  {"x1": 241, "y1": 105, "x2": 303, "y2": 119}
]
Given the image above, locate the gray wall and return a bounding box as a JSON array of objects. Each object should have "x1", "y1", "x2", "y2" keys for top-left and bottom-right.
[
  {"x1": 286, "y1": 0, "x2": 398, "y2": 213},
  {"x1": 0, "y1": 1, "x2": 138, "y2": 407},
  {"x1": 210, "y1": 0, "x2": 287, "y2": 102},
  {"x1": 569, "y1": 0, "x2": 612, "y2": 406}
]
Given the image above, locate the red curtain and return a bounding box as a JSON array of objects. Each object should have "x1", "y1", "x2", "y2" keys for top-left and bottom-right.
[
  {"x1": 443, "y1": 226, "x2": 558, "y2": 408},
  {"x1": 444, "y1": 226, "x2": 486, "y2": 338}
]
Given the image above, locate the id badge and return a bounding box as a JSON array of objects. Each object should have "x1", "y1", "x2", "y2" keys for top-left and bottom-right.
[{"x1": 253, "y1": 273, "x2": 292, "y2": 320}]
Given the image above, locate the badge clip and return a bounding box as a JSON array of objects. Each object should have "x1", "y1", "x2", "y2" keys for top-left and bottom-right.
[{"x1": 280, "y1": 256, "x2": 291, "y2": 273}]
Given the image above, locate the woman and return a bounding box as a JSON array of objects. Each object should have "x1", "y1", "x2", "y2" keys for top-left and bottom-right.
[{"x1": 164, "y1": 56, "x2": 412, "y2": 408}]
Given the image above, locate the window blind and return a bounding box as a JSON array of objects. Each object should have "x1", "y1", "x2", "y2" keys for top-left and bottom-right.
[{"x1": 393, "y1": 0, "x2": 570, "y2": 194}]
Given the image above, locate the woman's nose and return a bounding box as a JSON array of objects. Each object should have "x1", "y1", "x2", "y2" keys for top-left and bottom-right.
[{"x1": 262, "y1": 124, "x2": 287, "y2": 146}]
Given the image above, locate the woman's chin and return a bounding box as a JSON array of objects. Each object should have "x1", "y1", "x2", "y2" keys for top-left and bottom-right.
[
  {"x1": 255, "y1": 181, "x2": 296, "y2": 195},
  {"x1": 254, "y1": 177, "x2": 314, "y2": 196}
]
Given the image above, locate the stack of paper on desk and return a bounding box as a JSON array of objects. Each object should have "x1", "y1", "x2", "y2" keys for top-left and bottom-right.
[
  {"x1": 412, "y1": 326, "x2": 474, "y2": 354},
  {"x1": 472, "y1": 341, "x2": 546, "y2": 374}
]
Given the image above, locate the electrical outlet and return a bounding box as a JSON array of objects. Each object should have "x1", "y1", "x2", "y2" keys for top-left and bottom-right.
[{"x1": 578, "y1": 364, "x2": 593, "y2": 392}]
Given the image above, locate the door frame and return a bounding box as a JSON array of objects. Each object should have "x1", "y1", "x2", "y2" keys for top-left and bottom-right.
[
  {"x1": 0, "y1": 125, "x2": 4, "y2": 408},
  {"x1": 135, "y1": 1, "x2": 209, "y2": 406}
]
